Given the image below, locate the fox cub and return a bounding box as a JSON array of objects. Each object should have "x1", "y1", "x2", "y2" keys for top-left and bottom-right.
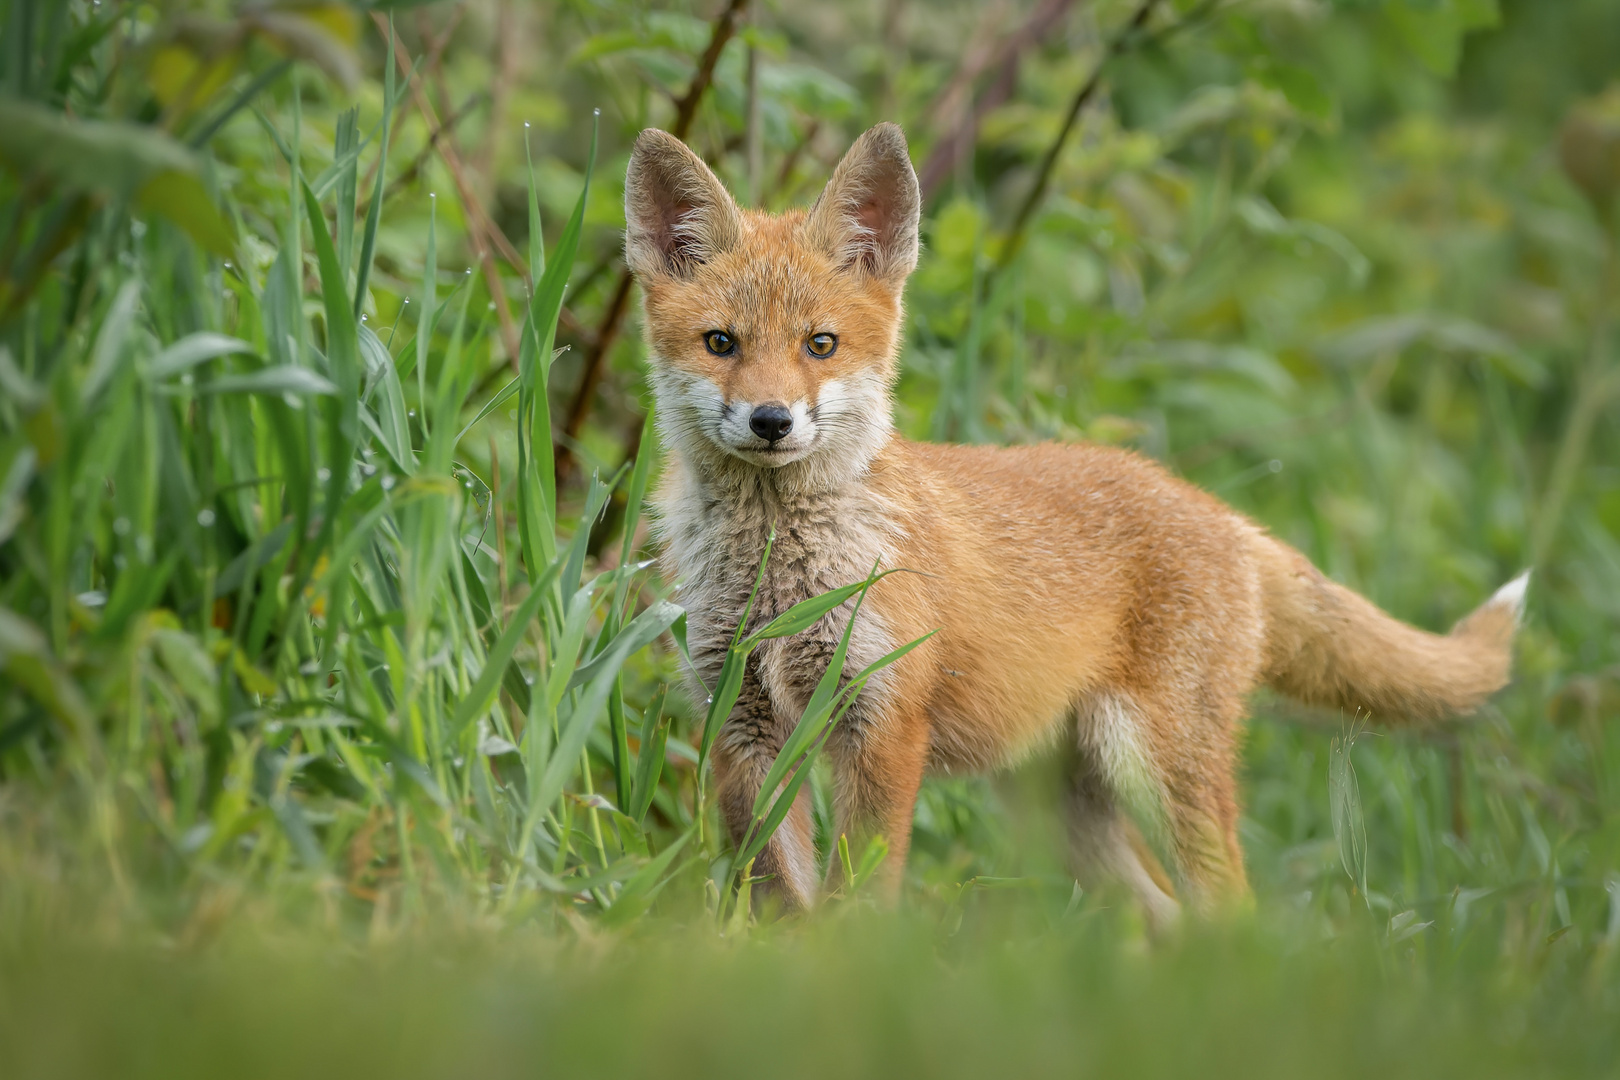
[{"x1": 625, "y1": 122, "x2": 1524, "y2": 924}]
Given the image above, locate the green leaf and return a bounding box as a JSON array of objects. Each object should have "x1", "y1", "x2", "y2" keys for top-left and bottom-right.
[
  {"x1": 599, "y1": 831, "x2": 691, "y2": 928},
  {"x1": 746, "y1": 575, "x2": 895, "y2": 645},
  {"x1": 80, "y1": 280, "x2": 141, "y2": 407},
  {"x1": 1387, "y1": 0, "x2": 1500, "y2": 77},
  {"x1": 565, "y1": 595, "x2": 685, "y2": 692},
  {"x1": 0, "y1": 97, "x2": 195, "y2": 193},
  {"x1": 200, "y1": 366, "x2": 338, "y2": 397},
  {"x1": 148, "y1": 333, "x2": 256, "y2": 380},
  {"x1": 135, "y1": 170, "x2": 235, "y2": 255},
  {"x1": 630, "y1": 686, "x2": 670, "y2": 825}
]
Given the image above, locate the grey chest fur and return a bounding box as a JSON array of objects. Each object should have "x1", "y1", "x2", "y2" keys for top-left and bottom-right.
[{"x1": 655, "y1": 469, "x2": 901, "y2": 738}]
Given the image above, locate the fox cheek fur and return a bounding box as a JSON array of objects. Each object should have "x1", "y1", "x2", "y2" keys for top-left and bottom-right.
[{"x1": 624, "y1": 122, "x2": 1526, "y2": 924}]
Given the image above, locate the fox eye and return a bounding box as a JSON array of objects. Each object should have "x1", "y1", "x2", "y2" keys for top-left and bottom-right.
[
  {"x1": 704, "y1": 330, "x2": 735, "y2": 356},
  {"x1": 807, "y1": 332, "x2": 837, "y2": 358}
]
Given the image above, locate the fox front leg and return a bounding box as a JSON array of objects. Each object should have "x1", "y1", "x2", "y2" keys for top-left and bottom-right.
[{"x1": 710, "y1": 667, "x2": 820, "y2": 910}]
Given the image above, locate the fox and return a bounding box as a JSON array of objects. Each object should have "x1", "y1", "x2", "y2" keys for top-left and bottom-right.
[{"x1": 624, "y1": 122, "x2": 1526, "y2": 926}]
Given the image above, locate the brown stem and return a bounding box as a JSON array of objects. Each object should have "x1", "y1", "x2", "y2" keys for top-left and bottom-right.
[
  {"x1": 917, "y1": 0, "x2": 1079, "y2": 203},
  {"x1": 373, "y1": 12, "x2": 520, "y2": 367},
  {"x1": 768, "y1": 118, "x2": 820, "y2": 204},
  {"x1": 557, "y1": 270, "x2": 636, "y2": 478},
  {"x1": 997, "y1": 0, "x2": 1162, "y2": 270},
  {"x1": 480, "y1": 0, "x2": 520, "y2": 187},
  {"x1": 370, "y1": 91, "x2": 486, "y2": 208},
  {"x1": 555, "y1": 0, "x2": 753, "y2": 483}
]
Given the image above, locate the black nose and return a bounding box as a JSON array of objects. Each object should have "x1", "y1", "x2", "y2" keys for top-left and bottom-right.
[{"x1": 749, "y1": 403, "x2": 794, "y2": 443}]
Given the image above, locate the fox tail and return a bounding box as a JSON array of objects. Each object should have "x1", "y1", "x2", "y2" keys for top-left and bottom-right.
[{"x1": 1255, "y1": 537, "x2": 1526, "y2": 723}]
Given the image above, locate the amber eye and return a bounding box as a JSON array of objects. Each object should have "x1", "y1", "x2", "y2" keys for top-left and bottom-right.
[
  {"x1": 807, "y1": 332, "x2": 837, "y2": 358},
  {"x1": 704, "y1": 330, "x2": 735, "y2": 356}
]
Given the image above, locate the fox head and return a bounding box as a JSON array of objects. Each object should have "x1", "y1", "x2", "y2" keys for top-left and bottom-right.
[{"x1": 625, "y1": 123, "x2": 920, "y2": 488}]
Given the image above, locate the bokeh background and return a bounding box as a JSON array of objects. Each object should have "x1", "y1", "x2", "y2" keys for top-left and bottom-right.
[{"x1": 2, "y1": 0, "x2": 1620, "y2": 1074}]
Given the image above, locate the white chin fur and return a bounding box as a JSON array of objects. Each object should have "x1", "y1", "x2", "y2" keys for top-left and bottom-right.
[
  {"x1": 715, "y1": 397, "x2": 817, "y2": 465},
  {"x1": 651, "y1": 367, "x2": 892, "y2": 485}
]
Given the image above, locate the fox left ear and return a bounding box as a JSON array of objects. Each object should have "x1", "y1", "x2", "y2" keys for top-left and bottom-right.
[
  {"x1": 804, "y1": 123, "x2": 920, "y2": 285},
  {"x1": 624, "y1": 129, "x2": 742, "y2": 280}
]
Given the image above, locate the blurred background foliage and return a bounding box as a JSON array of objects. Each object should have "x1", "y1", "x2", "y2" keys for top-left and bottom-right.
[{"x1": 3, "y1": 0, "x2": 1620, "y2": 1062}]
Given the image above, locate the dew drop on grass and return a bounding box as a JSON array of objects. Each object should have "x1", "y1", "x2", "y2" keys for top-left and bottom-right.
[
  {"x1": 316, "y1": 468, "x2": 331, "y2": 483},
  {"x1": 197, "y1": 509, "x2": 216, "y2": 527},
  {"x1": 381, "y1": 476, "x2": 396, "y2": 491}
]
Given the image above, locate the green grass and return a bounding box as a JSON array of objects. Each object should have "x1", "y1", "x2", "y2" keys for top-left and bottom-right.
[{"x1": 3, "y1": 0, "x2": 1620, "y2": 1074}]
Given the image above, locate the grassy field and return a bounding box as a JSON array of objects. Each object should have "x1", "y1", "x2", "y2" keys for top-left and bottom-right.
[{"x1": 2, "y1": 0, "x2": 1619, "y2": 1073}]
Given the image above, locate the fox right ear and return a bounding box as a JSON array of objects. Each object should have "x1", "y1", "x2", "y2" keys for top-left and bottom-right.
[{"x1": 624, "y1": 129, "x2": 741, "y2": 280}]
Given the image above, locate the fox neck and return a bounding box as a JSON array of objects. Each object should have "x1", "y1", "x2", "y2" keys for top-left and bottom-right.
[{"x1": 650, "y1": 365, "x2": 900, "y2": 642}]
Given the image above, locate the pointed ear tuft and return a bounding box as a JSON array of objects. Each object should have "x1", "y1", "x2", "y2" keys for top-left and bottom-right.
[
  {"x1": 624, "y1": 129, "x2": 742, "y2": 280},
  {"x1": 803, "y1": 123, "x2": 921, "y2": 284}
]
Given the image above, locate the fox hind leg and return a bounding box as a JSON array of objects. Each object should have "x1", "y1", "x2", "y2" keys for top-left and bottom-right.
[
  {"x1": 1145, "y1": 694, "x2": 1251, "y2": 914},
  {"x1": 1064, "y1": 748, "x2": 1182, "y2": 932}
]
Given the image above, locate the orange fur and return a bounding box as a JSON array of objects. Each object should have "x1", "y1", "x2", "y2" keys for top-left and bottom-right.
[{"x1": 625, "y1": 124, "x2": 1525, "y2": 924}]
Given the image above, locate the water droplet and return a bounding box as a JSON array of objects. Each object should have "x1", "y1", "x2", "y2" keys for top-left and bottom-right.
[
  {"x1": 113, "y1": 517, "x2": 130, "y2": 536},
  {"x1": 524, "y1": 121, "x2": 530, "y2": 129},
  {"x1": 1268, "y1": 459, "x2": 1283, "y2": 474},
  {"x1": 223, "y1": 261, "x2": 232, "y2": 269},
  {"x1": 407, "y1": 409, "x2": 416, "y2": 417},
  {"x1": 593, "y1": 108, "x2": 601, "y2": 117},
  {"x1": 381, "y1": 475, "x2": 396, "y2": 491},
  {"x1": 316, "y1": 467, "x2": 331, "y2": 483},
  {"x1": 197, "y1": 508, "x2": 216, "y2": 527}
]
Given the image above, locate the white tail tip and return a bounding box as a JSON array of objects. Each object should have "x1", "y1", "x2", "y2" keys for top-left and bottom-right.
[{"x1": 1489, "y1": 571, "x2": 1531, "y2": 622}]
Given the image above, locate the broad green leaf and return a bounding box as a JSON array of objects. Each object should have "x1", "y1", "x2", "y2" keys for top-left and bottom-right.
[
  {"x1": 201, "y1": 366, "x2": 337, "y2": 396},
  {"x1": 148, "y1": 333, "x2": 256, "y2": 380},
  {"x1": 135, "y1": 170, "x2": 235, "y2": 255}
]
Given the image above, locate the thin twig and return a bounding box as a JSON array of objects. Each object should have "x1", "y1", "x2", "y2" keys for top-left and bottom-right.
[
  {"x1": 767, "y1": 118, "x2": 820, "y2": 205},
  {"x1": 372, "y1": 11, "x2": 520, "y2": 366},
  {"x1": 917, "y1": 0, "x2": 1079, "y2": 203},
  {"x1": 556, "y1": 0, "x2": 753, "y2": 483},
  {"x1": 996, "y1": 0, "x2": 1162, "y2": 270},
  {"x1": 479, "y1": 0, "x2": 521, "y2": 187},
  {"x1": 371, "y1": 91, "x2": 486, "y2": 207}
]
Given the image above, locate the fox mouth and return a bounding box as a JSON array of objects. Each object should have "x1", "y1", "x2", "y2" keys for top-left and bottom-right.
[{"x1": 723, "y1": 432, "x2": 818, "y2": 465}]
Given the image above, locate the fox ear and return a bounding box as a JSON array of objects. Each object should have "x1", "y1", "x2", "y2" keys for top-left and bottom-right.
[
  {"x1": 804, "y1": 123, "x2": 920, "y2": 284},
  {"x1": 624, "y1": 129, "x2": 742, "y2": 280}
]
